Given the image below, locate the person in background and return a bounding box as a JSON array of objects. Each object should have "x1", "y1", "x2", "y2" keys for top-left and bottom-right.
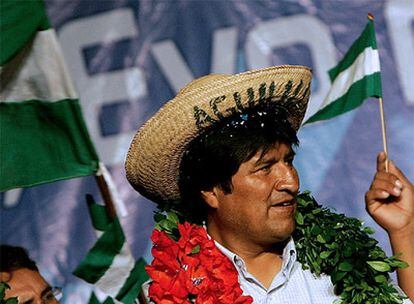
[{"x1": 0, "y1": 245, "x2": 62, "y2": 304}]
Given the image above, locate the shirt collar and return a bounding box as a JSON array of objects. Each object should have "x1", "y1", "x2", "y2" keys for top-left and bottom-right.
[{"x1": 214, "y1": 237, "x2": 297, "y2": 278}]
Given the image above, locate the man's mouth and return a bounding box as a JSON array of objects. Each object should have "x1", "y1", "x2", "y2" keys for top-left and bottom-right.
[{"x1": 270, "y1": 199, "x2": 296, "y2": 207}]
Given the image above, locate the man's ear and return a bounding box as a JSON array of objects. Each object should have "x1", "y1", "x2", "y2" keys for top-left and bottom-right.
[
  {"x1": 201, "y1": 187, "x2": 221, "y2": 209},
  {"x1": 0, "y1": 271, "x2": 12, "y2": 282}
]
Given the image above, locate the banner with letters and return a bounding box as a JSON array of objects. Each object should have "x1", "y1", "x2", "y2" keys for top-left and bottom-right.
[{"x1": 1, "y1": 1, "x2": 413, "y2": 302}]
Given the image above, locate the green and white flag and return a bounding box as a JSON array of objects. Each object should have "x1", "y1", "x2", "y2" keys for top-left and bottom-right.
[
  {"x1": 305, "y1": 17, "x2": 382, "y2": 124},
  {"x1": 0, "y1": 0, "x2": 99, "y2": 191},
  {"x1": 74, "y1": 197, "x2": 148, "y2": 304}
]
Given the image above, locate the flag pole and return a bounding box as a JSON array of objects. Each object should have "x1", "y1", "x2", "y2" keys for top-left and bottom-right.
[
  {"x1": 95, "y1": 172, "x2": 117, "y2": 220},
  {"x1": 95, "y1": 170, "x2": 148, "y2": 304},
  {"x1": 368, "y1": 13, "x2": 389, "y2": 172},
  {"x1": 378, "y1": 96, "x2": 389, "y2": 172}
]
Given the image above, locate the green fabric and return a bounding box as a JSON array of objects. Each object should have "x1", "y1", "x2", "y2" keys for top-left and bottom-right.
[
  {"x1": 305, "y1": 72, "x2": 382, "y2": 123},
  {"x1": 116, "y1": 258, "x2": 149, "y2": 303},
  {"x1": 0, "y1": 0, "x2": 50, "y2": 65},
  {"x1": 89, "y1": 202, "x2": 112, "y2": 232},
  {"x1": 73, "y1": 218, "x2": 126, "y2": 284},
  {"x1": 329, "y1": 19, "x2": 377, "y2": 81},
  {"x1": 88, "y1": 293, "x2": 101, "y2": 304},
  {"x1": 0, "y1": 99, "x2": 99, "y2": 191}
]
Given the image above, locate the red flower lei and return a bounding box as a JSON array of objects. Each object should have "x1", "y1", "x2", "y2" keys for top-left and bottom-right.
[{"x1": 146, "y1": 222, "x2": 253, "y2": 304}]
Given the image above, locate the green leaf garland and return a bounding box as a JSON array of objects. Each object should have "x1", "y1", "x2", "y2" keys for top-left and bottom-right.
[{"x1": 294, "y1": 191, "x2": 407, "y2": 303}]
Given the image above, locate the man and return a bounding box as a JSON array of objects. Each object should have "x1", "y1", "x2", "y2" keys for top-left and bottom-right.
[
  {"x1": 125, "y1": 66, "x2": 413, "y2": 302},
  {"x1": 0, "y1": 245, "x2": 62, "y2": 303}
]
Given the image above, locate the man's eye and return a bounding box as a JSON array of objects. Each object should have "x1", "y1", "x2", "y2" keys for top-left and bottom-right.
[{"x1": 259, "y1": 164, "x2": 271, "y2": 172}]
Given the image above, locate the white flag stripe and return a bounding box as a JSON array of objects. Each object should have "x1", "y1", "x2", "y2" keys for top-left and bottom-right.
[
  {"x1": 0, "y1": 29, "x2": 78, "y2": 101},
  {"x1": 97, "y1": 162, "x2": 128, "y2": 217},
  {"x1": 95, "y1": 243, "x2": 135, "y2": 297},
  {"x1": 322, "y1": 47, "x2": 380, "y2": 108}
]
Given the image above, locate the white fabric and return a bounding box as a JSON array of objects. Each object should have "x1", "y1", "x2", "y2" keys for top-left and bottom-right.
[
  {"x1": 96, "y1": 242, "x2": 135, "y2": 298},
  {"x1": 322, "y1": 47, "x2": 380, "y2": 108},
  {"x1": 0, "y1": 29, "x2": 77, "y2": 101},
  {"x1": 215, "y1": 238, "x2": 412, "y2": 304}
]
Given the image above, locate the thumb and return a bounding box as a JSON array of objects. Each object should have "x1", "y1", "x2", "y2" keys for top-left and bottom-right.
[{"x1": 376, "y1": 152, "x2": 387, "y2": 172}]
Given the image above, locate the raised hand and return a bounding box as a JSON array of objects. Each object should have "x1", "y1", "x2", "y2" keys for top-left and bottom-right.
[
  {"x1": 365, "y1": 152, "x2": 414, "y2": 235},
  {"x1": 365, "y1": 152, "x2": 414, "y2": 300}
]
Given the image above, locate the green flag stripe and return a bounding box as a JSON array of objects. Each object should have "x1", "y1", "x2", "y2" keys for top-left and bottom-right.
[
  {"x1": 88, "y1": 293, "x2": 102, "y2": 304},
  {"x1": 0, "y1": 0, "x2": 50, "y2": 65},
  {"x1": 305, "y1": 72, "x2": 381, "y2": 124},
  {"x1": 73, "y1": 219, "x2": 126, "y2": 283},
  {"x1": 115, "y1": 258, "x2": 149, "y2": 303},
  {"x1": 329, "y1": 20, "x2": 377, "y2": 81},
  {"x1": 88, "y1": 203, "x2": 111, "y2": 232},
  {"x1": 0, "y1": 99, "x2": 99, "y2": 191}
]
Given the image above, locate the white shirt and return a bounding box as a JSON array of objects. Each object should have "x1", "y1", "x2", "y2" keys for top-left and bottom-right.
[{"x1": 215, "y1": 238, "x2": 412, "y2": 304}]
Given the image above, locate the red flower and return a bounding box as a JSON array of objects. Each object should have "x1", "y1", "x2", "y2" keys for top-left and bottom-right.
[{"x1": 146, "y1": 222, "x2": 253, "y2": 304}]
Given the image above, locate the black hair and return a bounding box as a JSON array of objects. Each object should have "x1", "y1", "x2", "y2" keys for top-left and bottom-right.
[
  {"x1": 178, "y1": 102, "x2": 299, "y2": 224},
  {"x1": 0, "y1": 245, "x2": 38, "y2": 272}
]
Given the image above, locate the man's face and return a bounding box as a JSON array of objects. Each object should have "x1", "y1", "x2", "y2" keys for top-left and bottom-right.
[
  {"x1": 209, "y1": 142, "x2": 299, "y2": 247},
  {"x1": 2, "y1": 268, "x2": 59, "y2": 304}
]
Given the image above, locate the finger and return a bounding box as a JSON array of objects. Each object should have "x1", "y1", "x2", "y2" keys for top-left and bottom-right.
[
  {"x1": 377, "y1": 152, "x2": 387, "y2": 172},
  {"x1": 370, "y1": 179, "x2": 402, "y2": 197},
  {"x1": 388, "y1": 161, "x2": 412, "y2": 186},
  {"x1": 373, "y1": 171, "x2": 403, "y2": 188},
  {"x1": 365, "y1": 189, "x2": 390, "y2": 205}
]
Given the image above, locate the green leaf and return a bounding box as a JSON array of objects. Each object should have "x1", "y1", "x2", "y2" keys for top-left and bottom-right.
[
  {"x1": 331, "y1": 269, "x2": 347, "y2": 283},
  {"x1": 295, "y1": 212, "x2": 304, "y2": 225},
  {"x1": 363, "y1": 227, "x2": 375, "y2": 235},
  {"x1": 316, "y1": 234, "x2": 326, "y2": 243},
  {"x1": 154, "y1": 212, "x2": 165, "y2": 223},
  {"x1": 0, "y1": 282, "x2": 7, "y2": 300},
  {"x1": 320, "y1": 251, "x2": 332, "y2": 259},
  {"x1": 389, "y1": 259, "x2": 409, "y2": 269},
  {"x1": 338, "y1": 261, "x2": 353, "y2": 272},
  {"x1": 159, "y1": 219, "x2": 177, "y2": 232},
  {"x1": 311, "y1": 226, "x2": 322, "y2": 236},
  {"x1": 6, "y1": 298, "x2": 19, "y2": 304},
  {"x1": 190, "y1": 245, "x2": 200, "y2": 255},
  {"x1": 166, "y1": 211, "x2": 179, "y2": 224},
  {"x1": 374, "y1": 275, "x2": 388, "y2": 284},
  {"x1": 367, "y1": 261, "x2": 391, "y2": 272}
]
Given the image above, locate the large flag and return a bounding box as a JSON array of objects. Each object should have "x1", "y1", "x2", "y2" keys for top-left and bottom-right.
[
  {"x1": 305, "y1": 16, "x2": 382, "y2": 124},
  {"x1": 0, "y1": 0, "x2": 99, "y2": 191},
  {"x1": 74, "y1": 196, "x2": 148, "y2": 304}
]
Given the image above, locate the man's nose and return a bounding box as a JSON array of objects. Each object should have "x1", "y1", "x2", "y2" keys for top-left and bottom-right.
[{"x1": 274, "y1": 164, "x2": 299, "y2": 194}]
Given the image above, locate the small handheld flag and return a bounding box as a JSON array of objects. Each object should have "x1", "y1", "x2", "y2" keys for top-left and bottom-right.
[
  {"x1": 305, "y1": 15, "x2": 382, "y2": 124},
  {"x1": 305, "y1": 14, "x2": 390, "y2": 170}
]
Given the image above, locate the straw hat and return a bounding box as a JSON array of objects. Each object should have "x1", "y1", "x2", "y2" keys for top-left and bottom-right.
[{"x1": 126, "y1": 65, "x2": 312, "y2": 204}]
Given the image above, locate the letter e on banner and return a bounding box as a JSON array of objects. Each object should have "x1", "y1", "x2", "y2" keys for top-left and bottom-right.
[{"x1": 58, "y1": 9, "x2": 148, "y2": 166}]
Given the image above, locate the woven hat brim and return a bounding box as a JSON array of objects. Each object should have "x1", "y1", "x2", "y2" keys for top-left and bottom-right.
[{"x1": 126, "y1": 65, "x2": 312, "y2": 203}]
